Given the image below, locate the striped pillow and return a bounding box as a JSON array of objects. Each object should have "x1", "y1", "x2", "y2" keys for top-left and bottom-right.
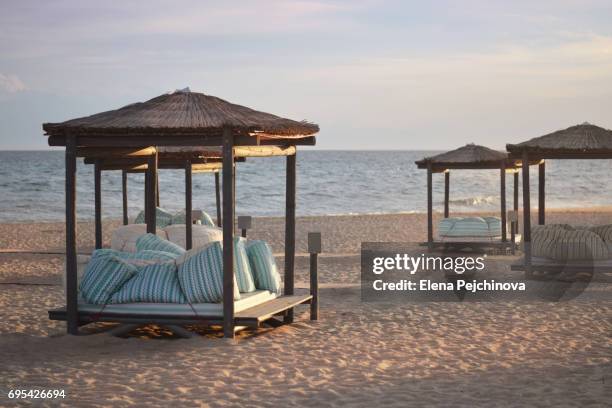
[
  {"x1": 177, "y1": 241, "x2": 241, "y2": 303},
  {"x1": 533, "y1": 224, "x2": 610, "y2": 260},
  {"x1": 79, "y1": 256, "x2": 139, "y2": 304},
  {"x1": 136, "y1": 233, "x2": 186, "y2": 256},
  {"x1": 110, "y1": 262, "x2": 187, "y2": 304},
  {"x1": 92, "y1": 248, "x2": 177, "y2": 262},
  {"x1": 134, "y1": 207, "x2": 174, "y2": 228},
  {"x1": 438, "y1": 217, "x2": 500, "y2": 238},
  {"x1": 234, "y1": 237, "x2": 256, "y2": 293},
  {"x1": 246, "y1": 240, "x2": 281, "y2": 295}
]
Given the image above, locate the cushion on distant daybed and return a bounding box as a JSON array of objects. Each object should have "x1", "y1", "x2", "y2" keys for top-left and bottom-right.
[
  {"x1": 79, "y1": 256, "x2": 139, "y2": 304},
  {"x1": 164, "y1": 224, "x2": 223, "y2": 250},
  {"x1": 532, "y1": 224, "x2": 610, "y2": 261},
  {"x1": 136, "y1": 233, "x2": 186, "y2": 256},
  {"x1": 134, "y1": 207, "x2": 174, "y2": 228},
  {"x1": 178, "y1": 241, "x2": 241, "y2": 303},
  {"x1": 246, "y1": 240, "x2": 282, "y2": 295},
  {"x1": 111, "y1": 262, "x2": 187, "y2": 304},
  {"x1": 438, "y1": 216, "x2": 502, "y2": 238},
  {"x1": 111, "y1": 224, "x2": 168, "y2": 252},
  {"x1": 171, "y1": 210, "x2": 216, "y2": 227}
]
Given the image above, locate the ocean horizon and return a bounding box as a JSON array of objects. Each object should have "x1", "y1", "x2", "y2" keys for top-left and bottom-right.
[{"x1": 1, "y1": 150, "x2": 611, "y2": 222}]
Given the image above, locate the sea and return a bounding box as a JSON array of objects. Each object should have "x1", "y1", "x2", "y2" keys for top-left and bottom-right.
[{"x1": 0, "y1": 150, "x2": 611, "y2": 222}]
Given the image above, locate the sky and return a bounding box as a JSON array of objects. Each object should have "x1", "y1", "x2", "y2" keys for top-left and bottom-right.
[{"x1": 1, "y1": 0, "x2": 612, "y2": 150}]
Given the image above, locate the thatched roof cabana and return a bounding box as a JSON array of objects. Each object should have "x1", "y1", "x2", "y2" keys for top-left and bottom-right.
[
  {"x1": 506, "y1": 123, "x2": 612, "y2": 277},
  {"x1": 46, "y1": 89, "x2": 320, "y2": 339},
  {"x1": 416, "y1": 144, "x2": 532, "y2": 252}
]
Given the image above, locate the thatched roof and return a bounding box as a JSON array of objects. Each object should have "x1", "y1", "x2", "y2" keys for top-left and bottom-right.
[
  {"x1": 506, "y1": 123, "x2": 612, "y2": 157},
  {"x1": 416, "y1": 144, "x2": 514, "y2": 170},
  {"x1": 43, "y1": 90, "x2": 319, "y2": 138}
]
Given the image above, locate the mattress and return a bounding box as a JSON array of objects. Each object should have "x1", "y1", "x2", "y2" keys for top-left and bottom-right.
[
  {"x1": 438, "y1": 216, "x2": 502, "y2": 238},
  {"x1": 77, "y1": 290, "x2": 277, "y2": 317}
]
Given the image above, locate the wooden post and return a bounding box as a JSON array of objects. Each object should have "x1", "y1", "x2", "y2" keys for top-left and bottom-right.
[
  {"x1": 308, "y1": 232, "x2": 321, "y2": 321},
  {"x1": 122, "y1": 170, "x2": 128, "y2": 225},
  {"x1": 65, "y1": 135, "x2": 79, "y2": 335},
  {"x1": 500, "y1": 162, "x2": 507, "y2": 242},
  {"x1": 444, "y1": 171, "x2": 450, "y2": 218},
  {"x1": 427, "y1": 163, "x2": 433, "y2": 249},
  {"x1": 513, "y1": 171, "x2": 519, "y2": 234},
  {"x1": 538, "y1": 160, "x2": 545, "y2": 225},
  {"x1": 215, "y1": 171, "x2": 222, "y2": 227},
  {"x1": 222, "y1": 128, "x2": 235, "y2": 338},
  {"x1": 144, "y1": 170, "x2": 149, "y2": 226},
  {"x1": 522, "y1": 151, "x2": 532, "y2": 276},
  {"x1": 284, "y1": 152, "x2": 297, "y2": 324},
  {"x1": 156, "y1": 174, "x2": 160, "y2": 207},
  {"x1": 146, "y1": 152, "x2": 158, "y2": 234},
  {"x1": 238, "y1": 216, "x2": 251, "y2": 238},
  {"x1": 185, "y1": 160, "x2": 193, "y2": 250},
  {"x1": 94, "y1": 160, "x2": 102, "y2": 249}
]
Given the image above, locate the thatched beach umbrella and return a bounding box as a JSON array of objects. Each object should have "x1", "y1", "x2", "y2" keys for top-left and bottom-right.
[{"x1": 44, "y1": 89, "x2": 319, "y2": 338}]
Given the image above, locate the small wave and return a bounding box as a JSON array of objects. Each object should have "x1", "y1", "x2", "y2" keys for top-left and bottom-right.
[{"x1": 447, "y1": 196, "x2": 497, "y2": 207}]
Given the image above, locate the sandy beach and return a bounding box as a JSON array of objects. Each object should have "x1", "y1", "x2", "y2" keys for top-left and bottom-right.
[{"x1": 0, "y1": 210, "x2": 610, "y2": 407}]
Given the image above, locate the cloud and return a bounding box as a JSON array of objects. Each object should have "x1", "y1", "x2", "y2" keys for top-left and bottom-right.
[{"x1": 0, "y1": 73, "x2": 26, "y2": 93}]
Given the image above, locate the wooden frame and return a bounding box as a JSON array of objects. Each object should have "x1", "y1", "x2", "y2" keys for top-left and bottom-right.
[
  {"x1": 508, "y1": 149, "x2": 612, "y2": 277},
  {"x1": 422, "y1": 159, "x2": 520, "y2": 252},
  {"x1": 52, "y1": 130, "x2": 317, "y2": 338}
]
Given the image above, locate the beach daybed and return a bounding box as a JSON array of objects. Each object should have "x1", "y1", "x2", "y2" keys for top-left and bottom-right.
[
  {"x1": 44, "y1": 89, "x2": 320, "y2": 338},
  {"x1": 507, "y1": 123, "x2": 612, "y2": 278},
  {"x1": 416, "y1": 144, "x2": 535, "y2": 253}
]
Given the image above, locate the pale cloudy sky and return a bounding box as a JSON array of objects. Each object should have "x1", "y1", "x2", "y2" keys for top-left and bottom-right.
[{"x1": 1, "y1": 0, "x2": 611, "y2": 149}]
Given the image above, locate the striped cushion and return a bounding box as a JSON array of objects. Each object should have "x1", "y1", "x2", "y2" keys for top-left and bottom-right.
[
  {"x1": 110, "y1": 263, "x2": 187, "y2": 304},
  {"x1": 177, "y1": 241, "x2": 241, "y2": 303},
  {"x1": 234, "y1": 237, "x2": 256, "y2": 293},
  {"x1": 134, "y1": 207, "x2": 174, "y2": 228},
  {"x1": 246, "y1": 240, "x2": 282, "y2": 295},
  {"x1": 438, "y1": 217, "x2": 501, "y2": 238},
  {"x1": 589, "y1": 224, "x2": 612, "y2": 242},
  {"x1": 136, "y1": 233, "x2": 186, "y2": 256},
  {"x1": 533, "y1": 224, "x2": 610, "y2": 260},
  {"x1": 79, "y1": 256, "x2": 138, "y2": 304},
  {"x1": 92, "y1": 248, "x2": 177, "y2": 262}
]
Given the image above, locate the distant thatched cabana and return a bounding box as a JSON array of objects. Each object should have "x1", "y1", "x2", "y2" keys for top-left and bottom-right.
[
  {"x1": 44, "y1": 89, "x2": 320, "y2": 338},
  {"x1": 416, "y1": 144, "x2": 536, "y2": 252},
  {"x1": 507, "y1": 123, "x2": 612, "y2": 276}
]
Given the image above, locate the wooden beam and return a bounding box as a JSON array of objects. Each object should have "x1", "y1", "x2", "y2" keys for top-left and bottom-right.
[
  {"x1": 156, "y1": 174, "x2": 160, "y2": 207},
  {"x1": 538, "y1": 161, "x2": 545, "y2": 225},
  {"x1": 444, "y1": 171, "x2": 450, "y2": 218},
  {"x1": 122, "y1": 170, "x2": 128, "y2": 225},
  {"x1": 284, "y1": 153, "x2": 297, "y2": 324},
  {"x1": 233, "y1": 145, "x2": 296, "y2": 158},
  {"x1": 146, "y1": 152, "x2": 158, "y2": 233},
  {"x1": 522, "y1": 151, "x2": 532, "y2": 276},
  {"x1": 427, "y1": 163, "x2": 433, "y2": 249},
  {"x1": 144, "y1": 170, "x2": 150, "y2": 227},
  {"x1": 215, "y1": 172, "x2": 222, "y2": 227},
  {"x1": 500, "y1": 161, "x2": 507, "y2": 242},
  {"x1": 77, "y1": 147, "x2": 156, "y2": 158},
  {"x1": 65, "y1": 135, "x2": 79, "y2": 335},
  {"x1": 513, "y1": 171, "x2": 519, "y2": 233},
  {"x1": 94, "y1": 160, "x2": 102, "y2": 249},
  {"x1": 222, "y1": 128, "x2": 235, "y2": 339},
  {"x1": 185, "y1": 160, "x2": 193, "y2": 250}
]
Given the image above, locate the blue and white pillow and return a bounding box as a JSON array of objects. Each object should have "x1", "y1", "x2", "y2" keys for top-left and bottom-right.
[
  {"x1": 134, "y1": 207, "x2": 174, "y2": 228},
  {"x1": 79, "y1": 256, "x2": 139, "y2": 304},
  {"x1": 234, "y1": 237, "x2": 256, "y2": 293},
  {"x1": 246, "y1": 240, "x2": 281, "y2": 295},
  {"x1": 92, "y1": 248, "x2": 178, "y2": 262},
  {"x1": 136, "y1": 233, "x2": 186, "y2": 256},
  {"x1": 110, "y1": 262, "x2": 187, "y2": 304},
  {"x1": 177, "y1": 241, "x2": 241, "y2": 303}
]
